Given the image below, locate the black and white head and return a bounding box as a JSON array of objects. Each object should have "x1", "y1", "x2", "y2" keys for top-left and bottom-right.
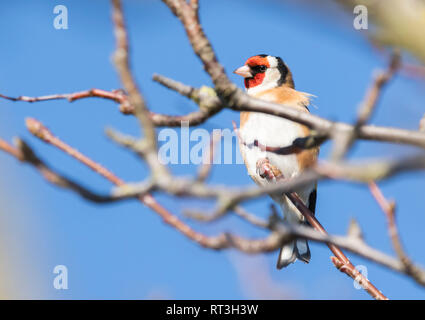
[{"x1": 233, "y1": 54, "x2": 294, "y2": 94}]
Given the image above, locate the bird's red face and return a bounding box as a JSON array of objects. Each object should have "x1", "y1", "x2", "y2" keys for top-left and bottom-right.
[
  {"x1": 234, "y1": 54, "x2": 290, "y2": 93},
  {"x1": 236, "y1": 56, "x2": 270, "y2": 89}
]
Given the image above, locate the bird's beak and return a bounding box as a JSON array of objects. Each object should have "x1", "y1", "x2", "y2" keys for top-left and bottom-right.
[{"x1": 233, "y1": 65, "x2": 252, "y2": 78}]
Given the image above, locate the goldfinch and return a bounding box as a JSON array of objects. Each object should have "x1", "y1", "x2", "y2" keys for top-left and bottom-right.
[{"x1": 234, "y1": 54, "x2": 319, "y2": 269}]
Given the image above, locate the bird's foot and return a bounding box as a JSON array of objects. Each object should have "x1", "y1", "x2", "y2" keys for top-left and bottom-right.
[{"x1": 256, "y1": 158, "x2": 283, "y2": 182}]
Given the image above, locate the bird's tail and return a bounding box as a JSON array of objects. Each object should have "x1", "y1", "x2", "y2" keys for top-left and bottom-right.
[
  {"x1": 276, "y1": 192, "x2": 314, "y2": 269},
  {"x1": 276, "y1": 238, "x2": 311, "y2": 269}
]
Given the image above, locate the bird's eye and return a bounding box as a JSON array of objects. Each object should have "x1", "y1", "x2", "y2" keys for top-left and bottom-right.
[
  {"x1": 252, "y1": 65, "x2": 267, "y2": 73},
  {"x1": 250, "y1": 65, "x2": 267, "y2": 74}
]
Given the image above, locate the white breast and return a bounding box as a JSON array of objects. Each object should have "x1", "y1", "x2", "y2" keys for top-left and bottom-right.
[
  {"x1": 239, "y1": 112, "x2": 303, "y2": 185},
  {"x1": 239, "y1": 111, "x2": 314, "y2": 221}
]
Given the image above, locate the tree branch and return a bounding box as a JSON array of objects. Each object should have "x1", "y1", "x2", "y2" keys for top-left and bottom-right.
[
  {"x1": 256, "y1": 157, "x2": 387, "y2": 300},
  {"x1": 369, "y1": 182, "x2": 425, "y2": 285},
  {"x1": 330, "y1": 51, "x2": 401, "y2": 160},
  {"x1": 0, "y1": 138, "x2": 113, "y2": 203}
]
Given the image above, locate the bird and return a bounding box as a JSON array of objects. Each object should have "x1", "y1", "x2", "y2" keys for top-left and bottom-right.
[{"x1": 233, "y1": 54, "x2": 319, "y2": 269}]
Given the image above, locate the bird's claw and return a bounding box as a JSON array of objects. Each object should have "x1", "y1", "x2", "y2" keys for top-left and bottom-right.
[{"x1": 256, "y1": 158, "x2": 275, "y2": 181}]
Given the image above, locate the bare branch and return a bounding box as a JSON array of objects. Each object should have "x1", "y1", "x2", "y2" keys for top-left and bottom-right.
[
  {"x1": 196, "y1": 130, "x2": 221, "y2": 182},
  {"x1": 233, "y1": 206, "x2": 271, "y2": 229},
  {"x1": 152, "y1": 74, "x2": 223, "y2": 126},
  {"x1": 189, "y1": 0, "x2": 199, "y2": 14},
  {"x1": 26, "y1": 118, "x2": 125, "y2": 186},
  {"x1": 112, "y1": 0, "x2": 172, "y2": 184},
  {"x1": 162, "y1": 0, "x2": 233, "y2": 93},
  {"x1": 369, "y1": 182, "x2": 425, "y2": 285},
  {"x1": 182, "y1": 201, "x2": 418, "y2": 282},
  {"x1": 156, "y1": 72, "x2": 425, "y2": 149},
  {"x1": 0, "y1": 138, "x2": 113, "y2": 203},
  {"x1": 331, "y1": 52, "x2": 401, "y2": 160},
  {"x1": 357, "y1": 52, "x2": 401, "y2": 126},
  {"x1": 0, "y1": 89, "x2": 125, "y2": 104},
  {"x1": 287, "y1": 191, "x2": 387, "y2": 300},
  {"x1": 113, "y1": 154, "x2": 425, "y2": 211},
  {"x1": 256, "y1": 157, "x2": 387, "y2": 300}
]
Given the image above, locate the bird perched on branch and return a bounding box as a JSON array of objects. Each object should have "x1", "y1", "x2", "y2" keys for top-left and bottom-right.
[{"x1": 234, "y1": 54, "x2": 319, "y2": 269}]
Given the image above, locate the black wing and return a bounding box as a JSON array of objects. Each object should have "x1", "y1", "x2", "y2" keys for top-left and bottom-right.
[{"x1": 308, "y1": 188, "x2": 317, "y2": 216}]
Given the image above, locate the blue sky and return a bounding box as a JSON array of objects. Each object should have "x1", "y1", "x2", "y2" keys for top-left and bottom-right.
[{"x1": 0, "y1": 0, "x2": 424, "y2": 299}]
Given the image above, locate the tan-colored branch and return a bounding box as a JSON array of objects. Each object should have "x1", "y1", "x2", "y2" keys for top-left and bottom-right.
[
  {"x1": 196, "y1": 130, "x2": 221, "y2": 182},
  {"x1": 151, "y1": 74, "x2": 223, "y2": 126},
  {"x1": 331, "y1": 52, "x2": 400, "y2": 160},
  {"x1": 233, "y1": 206, "x2": 271, "y2": 229},
  {"x1": 112, "y1": 0, "x2": 149, "y2": 130},
  {"x1": 256, "y1": 158, "x2": 387, "y2": 300},
  {"x1": 189, "y1": 0, "x2": 199, "y2": 15},
  {"x1": 0, "y1": 89, "x2": 126, "y2": 104},
  {"x1": 0, "y1": 87, "x2": 221, "y2": 125},
  {"x1": 154, "y1": 72, "x2": 425, "y2": 149},
  {"x1": 181, "y1": 202, "x2": 417, "y2": 281},
  {"x1": 162, "y1": 0, "x2": 233, "y2": 93},
  {"x1": 357, "y1": 52, "x2": 400, "y2": 126},
  {"x1": 27, "y1": 118, "x2": 124, "y2": 186},
  {"x1": 287, "y1": 191, "x2": 387, "y2": 300},
  {"x1": 369, "y1": 182, "x2": 425, "y2": 285},
  {"x1": 112, "y1": 0, "x2": 172, "y2": 186},
  {"x1": 0, "y1": 88, "x2": 131, "y2": 115},
  {"x1": 114, "y1": 150, "x2": 425, "y2": 209},
  {"x1": 0, "y1": 138, "x2": 113, "y2": 203}
]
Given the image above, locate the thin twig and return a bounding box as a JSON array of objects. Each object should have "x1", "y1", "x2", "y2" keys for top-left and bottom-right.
[
  {"x1": 26, "y1": 118, "x2": 124, "y2": 185},
  {"x1": 233, "y1": 206, "x2": 271, "y2": 229},
  {"x1": 196, "y1": 130, "x2": 221, "y2": 182},
  {"x1": 0, "y1": 138, "x2": 113, "y2": 203},
  {"x1": 0, "y1": 89, "x2": 135, "y2": 115},
  {"x1": 287, "y1": 191, "x2": 387, "y2": 300},
  {"x1": 369, "y1": 182, "x2": 425, "y2": 285},
  {"x1": 332, "y1": 52, "x2": 399, "y2": 160},
  {"x1": 0, "y1": 89, "x2": 125, "y2": 104},
  {"x1": 357, "y1": 52, "x2": 401, "y2": 127}
]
